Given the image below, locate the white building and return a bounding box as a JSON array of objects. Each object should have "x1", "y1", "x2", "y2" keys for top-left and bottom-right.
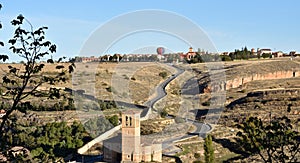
[{"x1": 257, "y1": 48, "x2": 272, "y2": 56}]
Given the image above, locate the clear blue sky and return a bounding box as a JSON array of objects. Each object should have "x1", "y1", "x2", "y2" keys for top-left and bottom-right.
[{"x1": 1, "y1": 1, "x2": 300, "y2": 61}]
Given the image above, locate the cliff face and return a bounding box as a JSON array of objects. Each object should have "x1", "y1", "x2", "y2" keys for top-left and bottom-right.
[
  {"x1": 195, "y1": 60, "x2": 300, "y2": 93},
  {"x1": 192, "y1": 60, "x2": 300, "y2": 127},
  {"x1": 225, "y1": 70, "x2": 299, "y2": 90},
  {"x1": 200, "y1": 70, "x2": 300, "y2": 93}
]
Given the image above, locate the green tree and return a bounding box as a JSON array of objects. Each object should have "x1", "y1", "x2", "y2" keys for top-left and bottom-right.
[
  {"x1": 149, "y1": 54, "x2": 158, "y2": 62},
  {"x1": 0, "y1": 15, "x2": 75, "y2": 144},
  {"x1": 232, "y1": 47, "x2": 251, "y2": 60},
  {"x1": 112, "y1": 54, "x2": 122, "y2": 62},
  {"x1": 204, "y1": 134, "x2": 214, "y2": 163},
  {"x1": 220, "y1": 55, "x2": 232, "y2": 61},
  {"x1": 229, "y1": 52, "x2": 235, "y2": 61},
  {"x1": 236, "y1": 109, "x2": 300, "y2": 162},
  {"x1": 242, "y1": 46, "x2": 250, "y2": 60},
  {"x1": 190, "y1": 53, "x2": 204, "y2": 63},
  {"x1": 262, "y1": 53, "x2": 271, "y2": 59},
  {"x1": 108, "y1": 115, "x2": 119, "y2": 126},
  {"x1": 2, "y1": 110, "x2": 91, "y2": 162}
]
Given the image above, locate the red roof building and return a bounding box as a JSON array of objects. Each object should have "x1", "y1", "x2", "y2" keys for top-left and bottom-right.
[{"x1": 180, "y1": 47, "x2": 197, "y2": 61}]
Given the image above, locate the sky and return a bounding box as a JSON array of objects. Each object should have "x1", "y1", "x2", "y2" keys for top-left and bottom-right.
[{"x1": 0, "y1": 0, "x2": 300, "y2": 61}]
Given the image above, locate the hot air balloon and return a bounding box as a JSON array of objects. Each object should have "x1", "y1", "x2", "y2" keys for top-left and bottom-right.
[{"x1": 156, "y1": 47, "x2": 165, "y2": 55}]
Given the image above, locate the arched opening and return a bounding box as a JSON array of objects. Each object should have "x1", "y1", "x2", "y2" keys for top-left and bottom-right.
[
  {"x1": 293, "y1": 71, "x2": 296, "y2": 77},
  {"x1": 129, "y1": 117, "x2": 132, "y2": 126},
  {"x1": 125, "y1": 116, "x2": 129, "y2": 126}
]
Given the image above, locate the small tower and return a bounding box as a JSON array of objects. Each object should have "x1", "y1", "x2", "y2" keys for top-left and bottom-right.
[
  {"x1": 189, "y1": 47, "x2": 194, "y2": 53},
  {"x1": 121, "y1": 110, "x2": 141, "y2": 162}
]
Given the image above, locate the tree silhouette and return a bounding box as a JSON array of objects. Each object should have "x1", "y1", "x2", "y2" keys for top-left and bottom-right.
[
  {"x1": 0, "y1": 4, "x2": 3, "y2": 48},
  {"x1": 236, "y1": 109, "x2": 300, "y2": 162},
  {"x1": 0, "y1": 14, "x2": 75, "y2": 143}
]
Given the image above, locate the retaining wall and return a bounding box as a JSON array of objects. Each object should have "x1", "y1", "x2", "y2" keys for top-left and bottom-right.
[{"x1": 225, "y1": 70, "x2": 300, "y2": 90}]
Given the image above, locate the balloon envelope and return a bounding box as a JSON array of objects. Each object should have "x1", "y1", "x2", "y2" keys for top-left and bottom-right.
[{"x1": 156, "y1": 47, "x2": 165, "y2": 55}]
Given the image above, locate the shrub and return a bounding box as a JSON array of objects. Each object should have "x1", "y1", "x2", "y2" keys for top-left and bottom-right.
[
  {"x1": 123, "y1": 75, "x2": 129, "y2": 80},
  {"x1": 240, "y1": 89, "x2": 246, "y2": 93},
  {"x1": 108, "y1": 115, "x2": 119, "y2": 126},
  {"x1": 194, "y1": 152, "x2": 201, "y2": 158},
  {"x1": 106, "y1": 86, "x2": 116, "y2": 93},
  {"x1": 160, "y1": 109, "x2": 168, "y2": 118},
  {"x1": 202, "y1": 101, "x2": 210, "y2": 106},
  {"x1": 159, "y1": 71, "x2": 168, "y2": 78}
]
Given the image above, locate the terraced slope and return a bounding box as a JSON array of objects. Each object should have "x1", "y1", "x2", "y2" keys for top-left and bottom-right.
[{"x1": 221, "y1": 88, "x2": 300, "y2": 127}]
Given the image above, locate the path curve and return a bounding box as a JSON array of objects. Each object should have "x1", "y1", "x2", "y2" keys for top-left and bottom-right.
[
  {"x1": 78, "y1": 63, "x2": 212, "y2": 155},
  {"x1": 78, "y1": 63, "x2": 183, "y2": 154}
]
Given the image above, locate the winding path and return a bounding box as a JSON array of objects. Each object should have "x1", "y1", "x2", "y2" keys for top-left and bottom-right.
[
  {"x1": 77, "y1": 63, "x2": 212, "y2": 156},
  {"x1": 142, "y1": 64, "x2": 184, "y2": 117}
]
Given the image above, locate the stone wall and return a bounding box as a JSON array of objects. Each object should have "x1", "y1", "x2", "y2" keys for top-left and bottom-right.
[
  {"x1": 225, "y1": 70, "x2": 299, "y2": 90},
  {"x1": 202, "y1": 70, "x2": 300, "y2": 93},
  {"x1": 77, "y1": 125, "x2": 121, "y2": 155}
]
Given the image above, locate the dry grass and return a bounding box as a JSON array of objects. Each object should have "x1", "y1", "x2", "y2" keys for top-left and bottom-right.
[
  {"x1": 0, "y1": 62, "x2": 177, "y2": 105},
  {"x1": 189, "y1": 58, "x2": 300, "y2": 80},
  {"x1": 73, "y1": 62, "x2": 176, "y2": 105},
  {"x1": 0, "y1": 62, "x2": 178, "y2": 127},
  {"x1": 174, "y1": 59, "x2": 300, "y2": 162},
  {"x1": 2, "y1": 59, "x2": 300, "y2": 162},
  {"x1": 175, "y1": 133, "x2": 239, "y2": 163},
  {"x1": 225, "y1": 60, "x2": 300, "y2": 80},
  {"x1": 140, "y1": 118, "x2": 174, "y2": 135}
]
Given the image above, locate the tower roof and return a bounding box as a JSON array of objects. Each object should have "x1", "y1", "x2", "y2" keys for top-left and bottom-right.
[{"x1": 122, "y1": 109, "x2": 141, "y2": 115}]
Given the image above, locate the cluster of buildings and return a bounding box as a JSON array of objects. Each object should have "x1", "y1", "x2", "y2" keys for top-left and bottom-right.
[
  {"x1": 222, "y1": 48, "x2": 299, "y2": 58},
  {"x1": 75, "y1": 47, "x2": 198, "y2": 63},
  {"x1": 75, "y1": 47, "x2": 299, "y2": 63},
  {"x1": 250, "y1": 48, "x2": 298, "y2": 58}
]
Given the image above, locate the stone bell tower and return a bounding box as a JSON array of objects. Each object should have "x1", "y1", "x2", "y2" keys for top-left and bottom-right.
[{"x1": 121, "y1": 110, "x2": 141, "y2": 162}]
